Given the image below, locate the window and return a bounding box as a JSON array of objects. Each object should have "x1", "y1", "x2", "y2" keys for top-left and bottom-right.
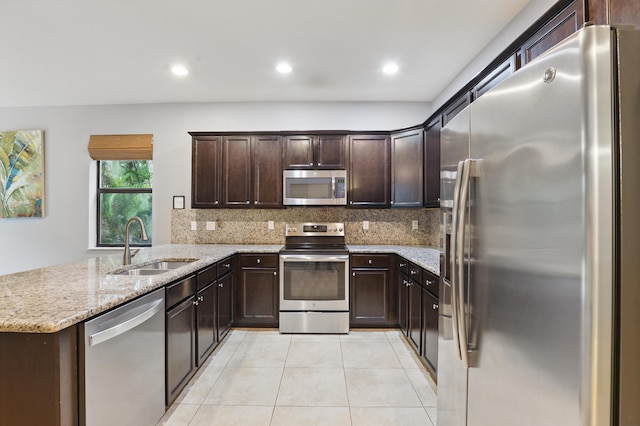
[{"x1": 97, "y1": 160, "x2": 152, "y2": 247}]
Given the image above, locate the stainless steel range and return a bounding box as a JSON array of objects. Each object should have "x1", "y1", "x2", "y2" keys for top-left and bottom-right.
[{"x1": 279, "y1": 223, "x2": 349, "y2": 334}]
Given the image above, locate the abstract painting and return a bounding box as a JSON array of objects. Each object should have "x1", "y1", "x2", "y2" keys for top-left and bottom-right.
[{"x1": 0, "y1": 130, "x2": 45, "y2": 218}]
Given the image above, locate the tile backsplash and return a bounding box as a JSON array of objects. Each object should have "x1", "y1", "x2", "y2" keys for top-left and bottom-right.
[{"x1": 171, "y1": 207, "x2": 440, "y2": 247}]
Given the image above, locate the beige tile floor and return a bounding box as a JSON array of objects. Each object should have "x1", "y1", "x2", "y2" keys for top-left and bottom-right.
[{"x1": 158, "y1": 328, "x2": 437, "y2": 426}]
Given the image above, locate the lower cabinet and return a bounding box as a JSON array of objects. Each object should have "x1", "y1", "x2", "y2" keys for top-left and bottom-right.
[
  {"x1": 350, "y1": 254, "x2": 396, "y2": 327},
  {"x1": 422, "y1": 287, "x2": 439, "y2": 373},
  {"x1": 235, "y1": 254, "x2": 279, "y2": 327},
  {"x1": 165, "y1": 275, "x2": 197, "y2": 406},
  {"x1": 217, "y1": 257, "x2": 234, "y2": 340}
]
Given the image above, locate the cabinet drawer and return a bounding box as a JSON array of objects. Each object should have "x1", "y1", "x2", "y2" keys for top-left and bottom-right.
[
  {"x1": 240, "y1": 254, "x2": 278, "y2": 268},
  {"x1": 351, "y1": 254, "x2": 390, "y2": 268},
  {"x1": 397, "y1": 257, "x2": 409, "y2": 274},
  {"x1": 197, "y1": 263, "x2": 217, "y2": 290},
  {"x1": 166, "y1": 275, "x2": 197, "y2": 309},
  {"x1": 423, "y1": 269, "x2": 439, "y2": 297},
  {"x1": 408, "y1": 263, "x2": 422, "y2": 283},
  {"x1": 217, "y1": 256, "x2": 234, "y2": 277}
]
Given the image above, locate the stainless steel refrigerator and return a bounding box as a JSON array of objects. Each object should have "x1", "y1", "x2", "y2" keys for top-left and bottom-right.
[{"x1": 438, "y1": 24, "x2": 640, "y2": 426}]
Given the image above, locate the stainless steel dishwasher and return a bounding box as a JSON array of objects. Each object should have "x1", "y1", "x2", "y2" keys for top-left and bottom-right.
[{"x1": 79, "y1": 287, "x2": 165, "y2": 426}]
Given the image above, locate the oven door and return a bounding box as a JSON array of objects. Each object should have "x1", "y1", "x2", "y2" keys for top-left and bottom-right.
[{"x1": 279, "y1": 253, "x2": 349, "y2": 311}]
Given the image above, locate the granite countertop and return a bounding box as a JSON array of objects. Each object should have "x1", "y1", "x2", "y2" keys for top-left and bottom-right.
[{"x1": 0, "y1": 244, "x2": 439, "y2": 334}]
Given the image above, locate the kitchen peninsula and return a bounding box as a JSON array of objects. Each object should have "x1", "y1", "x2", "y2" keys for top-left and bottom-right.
[{"x1": 0, "y1": 243, "x2": 439, "y2": 425}]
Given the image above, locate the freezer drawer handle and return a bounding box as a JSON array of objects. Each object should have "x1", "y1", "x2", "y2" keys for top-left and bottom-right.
[{"x1": 88, "y1": 298, "x2": 164, "y2": 347}]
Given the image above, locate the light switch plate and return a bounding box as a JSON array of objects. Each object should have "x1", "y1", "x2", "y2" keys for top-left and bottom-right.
[
  {"x1": 190, "y1": 221, "x2": 197, "y2": 231},
  {"x1": 206, "y1": 221, "x2": 216, "y2": 231},
  {"x1": 268, "y1": 220, "x2": 274, "y2": 230},
  {"x1": 363, "y1": 221, "x2": 369, "y2": 230},
  {"x1": 412, "y1": 220, "x2": 418, "y2": 230}
]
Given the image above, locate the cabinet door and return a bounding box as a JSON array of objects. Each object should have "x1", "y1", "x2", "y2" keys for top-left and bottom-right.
[
  {"x1": 590, "y1": 0, "x2": 640, "y2": 26},
  {"x1": 348, "y1": 134, "x2": 391, "y2": 208},
  {"x1": 284, "y1": 135, "x2": 314, "y2": 169},
  {"x1": 472, "y1": 54, "x2": 516, "y2": 100},
  {"x1": 408, "y1": 280, "x2": 422, "y2": 352},
  {"x1": 166, "y1": 296, "x2": 196, "y2": 405},
  {"x1": 424, "y1": 117, "x2": 441, "y2": 208},
  {"x1": 391, "y1": 129, "x2": 423, "y2": 208},
  {"x1": 253, "y1": 135, "x2": 282, "y2": 208},
  {"x1": 442, "y1": 92, "x2": 471, "y2": 126},
  {"x1": 423, "y1": 288, "x2": 439, "y2": 373},
  {"x1": 350, "y1": 268, "x2": 393, "y2": 326},
  {"x1": 222, "y1": 135, "x2": 252, "y2": 207},
  {"x1": 398, "y1": 271, "x2": 409, "y2": 334},
  {"x1": 196, "y1": 283, "x2": 217, "y2": 366},
  {"x1": 236, "y1": 267, "x2": 279, "y2": 326},
  {"x1": 519, "y1": 0, "x2": 583, "y2": 66},
  {"x1": 316, "y1": 135, "x2": 346, "y2": 169},
  {"x1": 217, "y1": 273, "x2": 233, "y2": 340},
  {"x1": 192, "y1": 136, "x2": 221, "y2": 208}
]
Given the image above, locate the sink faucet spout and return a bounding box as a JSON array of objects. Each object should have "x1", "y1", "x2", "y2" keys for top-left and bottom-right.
[{"x1": 123, "y1": 216, "x2": 148, "y2": 265}]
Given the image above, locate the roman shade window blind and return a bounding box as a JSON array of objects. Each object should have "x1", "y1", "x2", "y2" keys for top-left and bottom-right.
[{"x1": 88, "y1": 134, "x2": 153, "y2": 160}]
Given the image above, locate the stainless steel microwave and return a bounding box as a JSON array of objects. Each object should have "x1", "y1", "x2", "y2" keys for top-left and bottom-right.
[{"x1": 283, "y1": 170, "x2": 347, "y2": 206}]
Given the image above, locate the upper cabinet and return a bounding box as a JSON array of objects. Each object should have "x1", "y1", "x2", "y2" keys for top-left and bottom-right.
[
  {"x1": 284, "y1": 134, "x2": 346, "y2": 169},
  {"x1": 442, "y1": 92, "x2": 471, "y2": 126},
  {"x1": 472, "y1": 54, "x2": 516, "y2": 101},
  {"x1": 192, "y1": 136, "x2": 221, "y2": 208},
  {"x1": 589, "y1": 0, "x2": 640, "y2": 25},
  {"x1": 390, "y1": 128, "x2": 423, "y2": 208},
  {"x1": 518, "y1": 0, "x2": 584, "y2": 66},
  {"x1": 192, "y1": 133, "x2": 282, "y2": 209},
  {"x1": 348, "y1": 134, "x2": 391, "y2": 208}
]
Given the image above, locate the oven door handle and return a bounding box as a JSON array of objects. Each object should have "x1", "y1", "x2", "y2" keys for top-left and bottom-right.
[{"x1": 280, "y1": 254, "x2": 349, "y2": 262}]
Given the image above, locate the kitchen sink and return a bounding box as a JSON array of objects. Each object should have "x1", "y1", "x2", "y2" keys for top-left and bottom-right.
[{"x1": 108, "y1": 258, "x2": 198, "y2": 276}]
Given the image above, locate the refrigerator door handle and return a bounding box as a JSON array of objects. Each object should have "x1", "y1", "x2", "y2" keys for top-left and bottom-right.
[
  {"x1": 457, "y1": 158, "x2": 477, "y2": 369},
  {"x1": 450, "y1": 160, "x2": 465, "y2": 361}
]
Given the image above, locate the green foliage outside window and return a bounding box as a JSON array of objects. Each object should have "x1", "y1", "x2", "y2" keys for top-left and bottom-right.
[{"x1": 98, "y1": 160, "x2": 152, "y2": 246}]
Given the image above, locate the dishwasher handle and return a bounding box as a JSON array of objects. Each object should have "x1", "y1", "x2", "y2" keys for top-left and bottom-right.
[{"x1": 89, "y1": 297, "x2": 164, "y2": 347}]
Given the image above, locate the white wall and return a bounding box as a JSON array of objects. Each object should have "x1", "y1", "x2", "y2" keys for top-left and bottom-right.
[{"x1": 0, "y1": 101, "x2": 429, "y2": 275}]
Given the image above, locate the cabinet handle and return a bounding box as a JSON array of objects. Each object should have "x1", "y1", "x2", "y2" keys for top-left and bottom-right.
[
  {"x1": 199, "y1": 296, "x2": 204, "y2": 302},
  {"x1": 223, "y1": 263, "x2": 231, "y2": 268},
  {"x1": 368, "y1": 259, "x2": 372, "y2": 265},
  {"x1": 309, "y1": 162, "x2": 313, "y2": 166},
  {"x1": 410, "y1": 270, "x2": 418, "y2": 275},
  {"x1": 426, "y1": 280, "x2": 433, "y2": 286},
  {"x1": 194, "y1": 300, "x2": 199, "y2": 306},
  {"x1": 273, "y1": 271, "x2": 277, "y2": 276},
  {"x1": 218, "y1": 283, "x2": 223, "y2": 288},
  {"x1": 353, "y1": 272, "x2": 356, "y2": 277},
  {"x1": 318, "y1": 162, "x2": 322, "y2": 166},
  {"x1": 400, "y1": 263, "x2": 407, "y2": 267},
  {"x1": 257, "y1": 258, "x2": 261, "y2": 264},
  {"x1": 433, "y1": 303, "x2": 439, "y2": 310}
]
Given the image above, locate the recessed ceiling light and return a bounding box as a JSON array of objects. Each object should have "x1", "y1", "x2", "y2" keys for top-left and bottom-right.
[
  {"x1": 276, "y1": 62, "x2": 293, "y2": 74},
  {"x1": 382, "y1": 62, "x2": 399, "y2": 75},
  {"x1": 171, "y1": 64, "x2": 189, "y2": 77}
]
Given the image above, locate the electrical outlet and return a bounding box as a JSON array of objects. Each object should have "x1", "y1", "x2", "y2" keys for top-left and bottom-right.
[
  {"x1": 190, "y1": 221, "x2": 197, "y2": 231},
  {"x1": 268, "y1": 220, "x2": 274, "y2": 230},
  {"x1": 412, "y1": 220, "x2": 418, "y2": 230},
  {"x1": 206, "y1": 221, "x2": 216, "y2": 231},
  {"x1": 363, "y1": 221, "x2": 369, "y2": 230}
]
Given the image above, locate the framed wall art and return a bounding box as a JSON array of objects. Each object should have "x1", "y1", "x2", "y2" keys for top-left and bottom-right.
[{"x1": 0, "y1": 130, "x2": 45, "y2": 218}]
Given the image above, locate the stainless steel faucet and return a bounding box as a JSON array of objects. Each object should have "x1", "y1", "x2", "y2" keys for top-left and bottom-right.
[{"x1": 123, "y1": 216, "x2": 148, "y2": 265}]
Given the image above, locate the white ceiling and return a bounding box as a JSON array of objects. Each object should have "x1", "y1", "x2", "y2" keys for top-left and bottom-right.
[{"x1": 0, "y1": 0, "x2": 530, "y2": 107}]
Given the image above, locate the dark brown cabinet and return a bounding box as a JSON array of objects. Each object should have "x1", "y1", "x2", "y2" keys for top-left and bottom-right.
[
  {"x1": 442, "y1": 92, "x2": 471, "y2": 126},
  {"x1": 350, "y1": 254, "x2": 396, "y2": 327},
  {"x1": 590, "y1": 0, "x2": 640, "y2": 26},
  {"x1": 284, "y1": 134, "x2": 346, "y2": 169},
  {"x1": 407, "y1": 264, "x2": 423, "y2": 351},
  {"x1": 165, "y1": 275, "x2": 197, "y2": 405},
  {"x1": 472, "y1": 54, "x2": 516, "y2": 100},
  {"x1": 235, "y1": 254, "x2": 279, "y2": 327},
  {"x1": 519, "y1": 0, "x2": 584, "y2": 66},
  {"x1": 423, "y1": 117, "x2": 441, "y2": 208},
  {"x1": 397, "y1": 258, "x2": 409, "y2": 333},
  {"x1": 218, "y1": 134, "x2": 282, "y2": 208},
  {"x1": 191, "y1": 136, "x2": 221, "y2": 208},
  {"x1": 390, "y1": 128, "x2": 423, "y2": 208},
  {"x1": 422, "y1": 282, "x2": 439, "y2": 373},
  {"x1": 196, "y1": 264, "x2": 218, "y2": 365},
  {"x1": 217, "y1": 257, "x2": 234, "y2": 340},
  {"x1": 348, "y1": 134, "x2": 391, "y2": 208}
]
